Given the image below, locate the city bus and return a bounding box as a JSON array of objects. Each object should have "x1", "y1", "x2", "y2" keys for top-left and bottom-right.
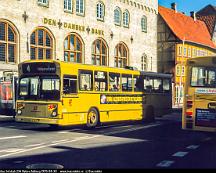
[
  {"x1": 15, "y1": 60, "x2": 172, "y2": 128},
  {"x1": 182, "y1": 56, "x2": 216, "y2": 132}
]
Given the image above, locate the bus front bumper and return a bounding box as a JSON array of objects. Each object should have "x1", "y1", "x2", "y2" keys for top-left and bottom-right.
[{"x1": 15, "y1": 116, "x2": 60, "y2": 125}]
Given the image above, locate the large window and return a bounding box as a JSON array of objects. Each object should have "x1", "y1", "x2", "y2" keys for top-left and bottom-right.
[
  {"x1": 38, "y1": 0, "x2": 49, "y2": 6},
  {"x1": 0, "y1": 21, "x2": 17, "y2": 63},
  {"x1": 123, "y1": 10, "x2": 129, "y2": 27},
  {"x1": 191, "y1": 67, "x2": 216, "y2": 87},
  {"x1": 91, "y1": 39, "x2": 108, "y2": 66},
  {"x1": 96, "y1": 1, "x2": 105, "y2": 21},
  {"x1": 109, "y1": 73, "x2": 120, "y2": 92},
  {"x1": 114, "y1": 43, "x2": 128, "y2": 68},
  {"x1": 30, "y1": 28, "x2": 53, "y2": 60},
  {"x1": 79, "y1": 70, "x2": 93, "y2": 91},
  {"x1": 141, "y1": 15, "x2": 147, "y2": 32},
  {"x1": 76, "y1": 0, "x2": 85, "y2": 15},
  {"x1": 64, "y1": 33, "x2": 83, "y2": 63},
  {"x1": 64, "y1": 0, "x2": 72, "y2": 12},
  {"x1": 141, "y1": 54, "x2": 148, "y2": 71},
  {"x1": 94, "y1": 71, "x2": 107, "y2": 91},
  {"x1": 114, "y1": 7, "x2": 121, "y2": 25}
]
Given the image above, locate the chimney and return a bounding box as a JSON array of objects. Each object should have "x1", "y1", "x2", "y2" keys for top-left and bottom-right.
[
  {"x1": 171, "y1": 3, "x2": 177, "y2": 13},
  {"x1": 190, "y1": 11, "x2": 196, "y2": 21}
]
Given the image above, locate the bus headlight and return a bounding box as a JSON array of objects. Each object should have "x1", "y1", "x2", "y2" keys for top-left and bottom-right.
[
  {"x1": 51, "y1": 111, "x2": 57, "y2": 117},
  {"x1": 17, "y1": 109, "x2": 22, "y2": 115}
]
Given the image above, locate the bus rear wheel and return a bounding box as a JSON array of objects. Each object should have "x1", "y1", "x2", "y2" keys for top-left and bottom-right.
[{"x1": 86, "y1": 108, "x2": 99, "y2": 128}]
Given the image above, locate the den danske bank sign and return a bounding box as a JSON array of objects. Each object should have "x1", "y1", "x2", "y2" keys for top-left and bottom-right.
[{"x1": 43, "y1": 17, "x2": 104, "y2": 36}]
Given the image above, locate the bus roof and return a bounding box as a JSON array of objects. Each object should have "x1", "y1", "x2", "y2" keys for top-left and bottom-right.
[{"x1": 186, "y1": 56, "x2": 216, "y2": 67}]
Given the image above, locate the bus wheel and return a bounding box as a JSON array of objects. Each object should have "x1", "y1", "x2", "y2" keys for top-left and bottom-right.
[
  {"x1": 144, "y1": 106, "x2": 155, "y2": 122},
  {"x1": 87, "y1": 108, "x2": 99, "y2": 128}
]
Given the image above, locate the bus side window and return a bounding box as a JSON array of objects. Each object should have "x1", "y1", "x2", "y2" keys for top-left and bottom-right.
[
  {"x1": 63, "y1": 75, "x2": 77, "y2": 94},
  {"x1": 163, "y1": 79, "x2": 170, "y2": 93},
  {"x1": 122, "y1": 74, "x2": 132, "y2": 92},
  {"x1": 109, "y1": 73, "x2": 120, "y2": 91},
  {"x1": 134, "y1": 75, "x2": 143, "y2": 92},
  {"x1": 153, "y1": 78, "x2": 163, "y2": 93},
  {"x1": 144, "y1": 77, "x2": 153, "y2": 93},
  {"x1": 79, "y1": 70, "x2": 93, "y2": 91},
  {"x1": 94, "y1": 71, "x2": 108, "y2": 91}
]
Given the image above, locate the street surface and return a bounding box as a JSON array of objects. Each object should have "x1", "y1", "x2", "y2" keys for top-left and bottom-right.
[{"x1": 0, "y1": 111, "x2": 216, "y2": 169}]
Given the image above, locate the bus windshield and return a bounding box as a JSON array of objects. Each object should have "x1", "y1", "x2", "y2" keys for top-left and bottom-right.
[
  {"x1": 18, "y1": 76, "x2": 60, "y2": 100},
  {"x1": 191, "y1": 67, "x2": 216, "y2": 87}
]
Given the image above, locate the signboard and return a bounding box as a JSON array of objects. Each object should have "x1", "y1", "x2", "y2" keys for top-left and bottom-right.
[
  {"x1": 22, "y1": 63, "x2": 56, "y2": 74},
  {"x1": 195, "y1": 109, "x2": 216, "y2": 127},
  {"x1": 195, "y1": 88, "x2": 216, "y2": 94},
  {"x1": 100, "y1": 94, "x2": 143, "y2": 104}
]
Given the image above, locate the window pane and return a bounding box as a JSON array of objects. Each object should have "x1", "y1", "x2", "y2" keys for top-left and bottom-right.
[
  {"x1": 38, "y1": 30, "x2": 44, "y2": 46},
  {"x1": 8, "y1": 26, "x2": 15, "y2": 42},
  {"x1": 70, "y1": 36, "x2": 75, "y2": 50},
  {"x1": 96, "y1": 55, "x2": 100, "y2": 65},
  {"x1": 64, "y1": 38, "x2": 68, "y2": 50},
  {"x1": 102, "y1": 56, "x2": 106, "y2": 65},
  {"x1": 38, "y1": 48, "x2": 43, "y2": 59},
  {"x1": 8, "y1": 44, "x2": 15, "y2": 62},
  {"x1": 46, "y1": 49, "x2": 51, "y2": 59},
  {"x1": 76, "y1": 39, "x2": 81, "y2": 51},
  {"x1": 31, "y1": 32, "x2": 36, "y2": 45},
  {"x1": 92, "y1": 55, "x2": 96, "y2": 65},
  {"x1": 0, "y1": 23, "x2": 5, "y2": 41},
  {"x1": 96, "y1": 41, "x2": 100, "y2": 54},
  {"x1": 80, "y1": 71, "x2": 93, "y2": 91},
  {"x1": 70, "y1": 52, "x2": 75, "y2": 62},
  {"x1": 30, "y1": 47, "x2": 36, "y2": 60},
  {"x1": 109, "y1": 73, "x2": 120, "y2": 91},
  {"x1": 0, "y1": 43, "x2": 5, "y2": 61},
  {"x1": 77, "y1": 53, "x2": 81, "y2": 63},
  {"x1": 102, "y1": 43, "x2": 106, "y2": 54},
  {"x1": 64, "y1": 51, "x2": 68, "y2": 62},
  {"x1": 46, "y1": 33, "x2": 51, "y2": 47}
]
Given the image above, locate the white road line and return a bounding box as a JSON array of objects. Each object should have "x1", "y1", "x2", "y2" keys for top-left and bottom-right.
[
  {"x1": 25, "y1": 143, "x2": 45, "y2": 148},
  {"x1": 0, "y1": 135, "x2": 26, "y2": 140},
  {"x1": 51, "y1": 139, "x2": 70, "y2": 144},
  {"x1": 172, "y1": 152, "x2": 188, "y2": 157},
  {"x1": 186, "y1": 145, "x2": 199, "y2": 150},
  {"x1": 156, "y1": 160, "x2": 175, "y2": 167},
  {"x1": 202, "y1": 137, "x2": 212, "y2": 142},
  {"x1": 0, "y1": 148, "x2": 24, "y2": 153},
  {"x1": 58, "y1": 131, "x2": 70, "y2": 134}
]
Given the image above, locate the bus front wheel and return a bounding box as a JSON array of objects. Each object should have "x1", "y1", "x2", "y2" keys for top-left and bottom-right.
[{"x1": 86, "y1": 108, "x2": 99, "y2": 128}]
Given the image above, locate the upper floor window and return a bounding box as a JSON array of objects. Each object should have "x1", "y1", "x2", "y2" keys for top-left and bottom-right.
[
  {"x1": 114, "y1": 42, "x2": 129, "y2": 68},
  {"x1": 96, "y1": 1, "x2": 105, "y2": 21},
  {"x1": 64, "y1": 0, "x2": 72, "y2": 12},
  {"x1": 123, "y1": 10, "x2": 130, "y2": 27},
  {"x1": 0, "y1": 21, "x2": 18, "y2": 63},
  {"x1": 64, "y1": 33, "x2": 83, "y2": 63},
  {"x1": 141, "y1": 15, "x2": 147, "y2": 32},
  {"x1": 38, "y1": 0, "x2": 49, "y2": 7},
  {"x1": 114, "y1": 7, "x2": 121, "y2": 25},
  {"x1": 141, "y1": 53, "x2": 148, "y2": 71},
  {"x1": 76, "y1": 0, "x2": 85, "y2": 15},
  {"x1": 91, "y1": 38, "x2": 108, "y2": 66},
  {"x1": 30, "y1": 27, "x2": 54, "y2": 60}
]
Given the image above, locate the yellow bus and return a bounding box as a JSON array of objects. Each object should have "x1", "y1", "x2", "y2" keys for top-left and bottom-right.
[
  {"x1": 15, "y1": 60, "x2": 172, "y2": 128},
  {"x1": 182, "y1": 56, "x2": 216, "y2": 132}
]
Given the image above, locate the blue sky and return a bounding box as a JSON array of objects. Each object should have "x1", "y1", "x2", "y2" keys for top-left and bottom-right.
[{"x1": 159, "y1": 0, "x2": 216, "y2": 15}]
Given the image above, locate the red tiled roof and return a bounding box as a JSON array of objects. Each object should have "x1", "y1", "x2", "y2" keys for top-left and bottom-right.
[
  {"x1": 197, "y1": 15, "x2": 216, "y2": 37},
  {"x1": 159, "y1": 5, "x2": 216, "y2": 49}
]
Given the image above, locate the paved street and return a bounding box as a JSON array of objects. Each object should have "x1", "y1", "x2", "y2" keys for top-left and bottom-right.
[{"x1": 0, "y1": 112, "x2": 216, "y2": 169}]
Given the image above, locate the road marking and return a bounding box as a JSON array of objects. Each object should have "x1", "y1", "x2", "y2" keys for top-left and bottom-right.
[
  {"x1": 25, "y1": 143, "x2": 45, "y2": 148},
  {"x1": 0, "y1": 148, "x2": 24, "y2": 153},
  {"x1": 202, "y1": 137, "x2": 212, "y2": 142},
  {"x1": 51, "y1": 139, "x2": 70, "y2": 144},
  {"x1": 172, "y1": 152, "x2": 188, "y2": 157},
  {"x1": 186, "y1": 145, "x2": 199, "y2": 150},
  {"x1": 58, "y1": 131, "x2": 70, "y2": 134},
  {"x1": 13, "y1": 161, "x2": 24, "y2": 164},
  {"x1": 0, "y1": 135, "x2": 26, "y2": 140},
  {"x1": 156, "y1": 160, "x2": 175, "y2": 167}
]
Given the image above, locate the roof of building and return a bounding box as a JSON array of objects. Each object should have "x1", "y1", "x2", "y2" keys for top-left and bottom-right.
[
  {"x1": 159, "y1": 5, "x2": 216, "y2": 49},
  {"x1": 197, "y1": 5, "x2": 216, "y2": 37}
]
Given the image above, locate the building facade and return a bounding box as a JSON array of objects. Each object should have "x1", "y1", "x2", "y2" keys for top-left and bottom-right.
[
  {"x1": 158, "y1": 4, "x2": 216, "y2": 107},
  {"x1": 0, "y1": 0, "x2": 158, "y2": 78}
]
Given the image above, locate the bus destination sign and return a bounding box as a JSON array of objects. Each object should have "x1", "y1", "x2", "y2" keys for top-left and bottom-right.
[{"x1": 22, "y1": 63, "x2": 56, "y2": 74}]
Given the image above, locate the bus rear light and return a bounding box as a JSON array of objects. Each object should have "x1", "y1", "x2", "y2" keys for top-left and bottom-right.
[
  {"x1": 187, "y1": 100, "x2": 193, "y2": 108},
  {"x1": 48, "y1": 104, "x2": 57, "y2": 110}
]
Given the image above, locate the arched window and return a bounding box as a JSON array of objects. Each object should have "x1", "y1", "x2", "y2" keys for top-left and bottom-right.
[
  {"x1": 141, "y1": 15, "x2": 147, "y2": 32},
  {"x1": 91, "y1": 38, "x2": 108, "y2": 66},
  {"x1": 114, "y1": 7, "x2": 121, "y2": 25},
  {"x1": 141, "y1": 53, "x2": 148, "y2": 71},
  {"x1": 114, "y1": 43, "x2": 128, "y2": 68},
  {"x1": 76, "y1": 0, "x2": 85, "y2": 15},
  {"x1": 123, "y1": 10, "x2": 130, "y2": 27},
  {"x1": 30, "y1": 27, "x2": 54, "y2": 60},
  {"x1": 64, "y1": 33, "x2": 83, "y2": 63},
  {"x1": 96, "y1": 1, "x2": 105, "y2": 21},
  {"x1": 0, "y1": 21, "x2": 17, "y2": 63}
]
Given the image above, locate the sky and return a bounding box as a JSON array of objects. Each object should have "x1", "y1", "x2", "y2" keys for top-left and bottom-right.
[{"x1": 158, "y1": 0, "x2": 216, "y2": 15}]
